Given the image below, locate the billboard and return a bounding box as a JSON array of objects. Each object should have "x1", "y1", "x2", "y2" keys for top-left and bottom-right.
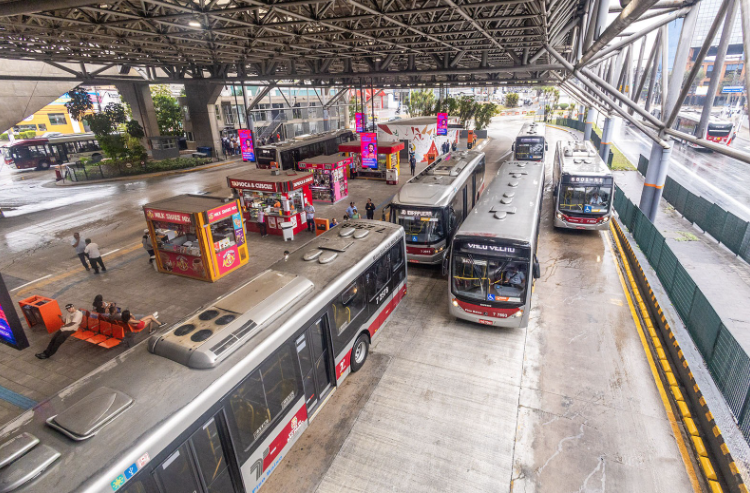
[
  {"x1": 437, "y1": 113, "x2": 448, "y2": 136},
  {"x1": 238, "y1": 129, "x2": 255, "y2": 162},
  {"x1": 695, "y1": 86, "x2": 709, "y2": 96},
  {"x1": 361, "y1": 132, "x2": 378, "y2": 169},
  {"x1": 0, "y1": 274, "x2": 29, "y2": 350},
  {"x1": 355, "y1": 112, "x2": 364, "y2": 133}
]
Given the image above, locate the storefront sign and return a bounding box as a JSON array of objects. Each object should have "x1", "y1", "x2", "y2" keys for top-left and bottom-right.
[
  {"x1": 216, "y1": 245, "x2": 241, "y2": 276},
  {"x1": 722, "y1": 86, "x2": 743, "y2": 94},
  {"x1": 0, "y1": 274, "x2": 29, "y2": 350},
  {"x1": 361, "y1": 133, "x2": 378, "y2": 169},
  {"x1": 290, "y1": 174, "x2": 314, "y2": 190},
  {"x1": 205, "y1": 202, "x2": 240, "y2": 223},
  {"x1": 227, "y1": 179, "x2": 279, "y2": 192},
  {"x1": 159, "y1": 251, "x2": 206, "y2": 279},
  {"x1": 355, "y1": 113, "x2": 364, "y2": 133},
  {"x1": 144, "y1": 208, "x2": 192, "y2": 225},
  {"x1": 239, "y1": 129, "x2": 256, "y2": 162},
  {"x1": 437, "y1": 113, "x2": 448, "y2": 136}
]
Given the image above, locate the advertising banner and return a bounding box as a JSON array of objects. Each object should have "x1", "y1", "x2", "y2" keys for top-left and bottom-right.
[
  {"x1": 0, "y1": 274, "x2": 29, "y2": 350},
  {"x1": 361, "y1": 133, "x2": 378, "y2": 169},
  {"x1": 355, "y1": 113, "x2": 364, "y2": 133},
  {"x1": 159, "y1": 251, "x2": 207, "y2": 279},
  {"x1": 144, "y1": 208, "x2": 192, "y2": 225},
  {"x1": 205, "y1": 201, "x2": 240, "y2": 224},
  {"x1": 239, "y1": 129, "x2": 255, "y2": 162},
  {"x1": 437, "y1": 113, "x2": 448, "y2": 135},
  {"x1": 215, "y1": 244, "x2": 241, "y2": 276}
]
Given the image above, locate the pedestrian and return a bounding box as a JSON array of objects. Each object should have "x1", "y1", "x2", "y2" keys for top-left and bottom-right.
[
  {"x1": 304, "y1": 201, "x2": 316, "y2": 232},
  {"x1": 409, "y1": 152, "x2": 416, "y2": 176},
  {"x1": 258, "y1": 208, "x2": 267, "y2": 237},
  {"x1": 351, "y1": 207, "x2": 361, "y2": 220},
  {"x1": 35, "y1": 303, "x2": 82, "y2": 359},
  {"x1": 84, "y1": 238, "x2": 106, "y2": 274},
  {"x1": 142, "y1": 229, "x2": 154, "y2": 263},
  {"x1": 452, "y1": 141, "x2": 457, "y2": 152},
  {"x1": 276, "y1": 132, "x2": 281, "y2": 142},
  {"x1": 330, "y1": 218, "x2": 339, "y2": 227},
  {"x1": 345, "y1": 202, "x2": 355, "y2": 218},
  {"x1": 71, "y1": 232, "x2": 90, "y2": 272},
  {"x1": 365, "y1": 198, "x2": 375, "y2": 220}
]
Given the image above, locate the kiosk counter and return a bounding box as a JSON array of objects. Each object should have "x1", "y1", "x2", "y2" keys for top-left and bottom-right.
[
  {"x1": 143, "y1": 195, "x2": 249, "y2": 282},
  {"x1": 298, "y1": 153, "x2": 350, "y2": 204},
  {"x1": 227, "y1": 169, "x2": 313, "y2": 238},
  {"x1": 338, "y1": 139, "x2": 404, "y2": 180}
]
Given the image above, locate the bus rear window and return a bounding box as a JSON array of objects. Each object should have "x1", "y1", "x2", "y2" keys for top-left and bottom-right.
[{"x1": 707, "y1": 124, "x2": 732, "y2": 137}]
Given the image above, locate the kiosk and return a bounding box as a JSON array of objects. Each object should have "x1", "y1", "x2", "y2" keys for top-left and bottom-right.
[
  {"x1": 298, "y1": 153, "x2": 351, "y2": 204},
  {"x1": 338, "y1": 139, "x2": 404, "y2": 180},
  {"x1": 143, "y1": 195, "x2": 249, "y2": 282},
  {"x1": 227, "y1": 168, "x2": 314, "y2": 238}
]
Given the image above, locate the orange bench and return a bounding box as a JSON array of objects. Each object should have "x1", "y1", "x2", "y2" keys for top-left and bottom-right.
[{"x1": 71, "y1": 311, "x2": 129, "y2": 349}]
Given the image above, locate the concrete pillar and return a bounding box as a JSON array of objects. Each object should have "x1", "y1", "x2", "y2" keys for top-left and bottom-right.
[
  {"x1": 184, "y1": 83, "x2": 224, "y2": 158},
  {"x1": 640, "y1": 143, "x2": 672, "y2": 220},
  {"x1": 599, "y1": 116, "x2": 614, "y2": 164},
  {"x1": 578, "y1": 105, "x2": 585, "y2": 122},
  {"x1": 114, "y1": 81, "x2": 159, "y2": 146},
  {"x1": 584, "y1": 108, "x2": 596, "y2": 140}
]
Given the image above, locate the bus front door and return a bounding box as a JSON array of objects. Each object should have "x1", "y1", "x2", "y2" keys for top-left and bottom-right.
[{"x1": 295, "y1": 317, "x2": 333, "y2": 415}]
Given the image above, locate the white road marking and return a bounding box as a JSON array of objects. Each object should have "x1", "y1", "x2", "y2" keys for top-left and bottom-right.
[
  {"x1": 10, "y1": 274, "x2": 52, "y2": 292},
  {"x1": 102, "y1": 247, "x2": 122, "y2": 257}
]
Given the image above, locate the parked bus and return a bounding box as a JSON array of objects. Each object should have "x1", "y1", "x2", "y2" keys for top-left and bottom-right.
[
  {"x1": 387, "y1": 150, "x2": 485, "y2": 264},
  {"x1": 512, "y1": 122, "x2": 547, "y2": 161},
  {"x1": 674, "y1": 111, "x2": 736, "y2": 150},
  {"x1": 256, "y1": 129, "x2": 355, "y2": 170},
  {"x1": 0, "y1": 133, "x2": 102, "y2": 170},
  {"x1": 0, "y1": 220, "x2": 406, "y2": 493},
  {"x1": 447, "y1": 159, "x2": 544, "y2": 328},
  {"x1": 553, "y1": 140, "x2": 614, "y2": 230}
]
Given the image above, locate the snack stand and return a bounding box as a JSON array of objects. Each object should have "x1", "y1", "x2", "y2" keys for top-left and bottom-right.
[
  {"x1": 143, "y1": 195, "x2": 249, "y2": 282},
  {"x1": 227, "y1": 168, "x2": 313, "y2": 238},
  {"x1": 298, "y1": 153, "x2": 351, "y2": 204},
  {"x1": 338, "y1": 139, "x2": 404, "y2": 180}
]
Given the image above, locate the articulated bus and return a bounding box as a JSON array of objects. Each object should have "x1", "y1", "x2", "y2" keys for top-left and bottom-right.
[
  {"x1": 674, "y1": 111, "x2": 736, "y2": 150},
  {"x1": 255, "y1": 130, "x2": 355, "y2": 170},
  {"x1": 553, "y1": 140, "x2": 614, "y2": 230},
  {"x1": 448, "y1": 159, "x2": 544, "y2": 328},
  {"x1": 388, "y1": 150, "x2": 486, "y2": 264},
  {"x1": 0, "y1": 220, "x2": 406, "y2": 493},
  {"x1": 513, "y1": 122, "x2": 548, "y2": 161}
]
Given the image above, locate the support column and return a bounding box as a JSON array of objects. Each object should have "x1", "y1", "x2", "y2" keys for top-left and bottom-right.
[
  {"x1": 599, "y1": 116, "x2": 614, "y2": 164},
  {"x1": 578, "y1": 105, "x2": 585, "y2": 122},
  {"x1": 584, "y1": 108, "x2": 596, "y2": 140},
  {"x1": 184, "y1": 82, "x2": 224, "y2": 158},
  {"x1": 114, "y1": 81, "x2": 159, "y2": 146}
]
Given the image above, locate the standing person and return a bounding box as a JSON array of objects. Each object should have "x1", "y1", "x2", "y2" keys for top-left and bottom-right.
[
  {"x1": 351, "y1": 207, "x2": 361, "y2": 220},
  {"x1": 345, "y1": 202, "x2": 355, "y2": 218},
  {"x1": 452, "y1": 141, "x2": 458, "y2": 152},
  {"x1": 35, "y1": 304, "x2": 82, "y2": 359},
  {"x1": 365, "y1": 198, "x2": 376, "y2": 220},
  {"x1": 257, "y1": 208, "x2": 267, "y2": 237},
  {"x1": 84, "y1": 238, "x2": 106, "y2": 274},
  {"x1": 304, "y1": 202, "x2": 316, "y2": 232},
  {"x1": 276, "y1": 131, "x2": 281, "y2": 142},
  {"x1": 409, "y1": 152, "x2": 416, "y2": 176},
  {"x1": 142, "y1": 229, "x2": 154, "y2": 263},
  {"x1": 71, "y1": 232, "x2": 90, "y2": 272}
]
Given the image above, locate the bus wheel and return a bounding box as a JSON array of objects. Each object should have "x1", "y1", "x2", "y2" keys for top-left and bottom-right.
[
  {"x1": 38, "y1": 161, "x2": 50, "y2": 170},
  {"x1": 350, "y1": 334, "x2": 370, "y2": 373}
]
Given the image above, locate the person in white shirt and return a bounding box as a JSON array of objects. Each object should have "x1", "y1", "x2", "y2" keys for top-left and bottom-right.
[
  {"x1": 304, "y1": 202, "x2": 316, "y2": 232},
  {"x1": 36, "y1": 304, "x2": 82, "y2": 359},
  {"x1": 505, "y1": 265, "x2": 526, "y2": 289},
  {"x1": 589, "y1": 193, "x2": 603, "y2": 205},
  {"x1": 71, "y1": 232, "x2": 90, "y2": 271},
  {"x1": 84, "y1": 238, "x2": 107, "y2": 274}
]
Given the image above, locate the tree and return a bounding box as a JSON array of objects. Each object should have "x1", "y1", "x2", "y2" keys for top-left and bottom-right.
[
  {"x1": 505, "y1": 93, "x2": 519, "y2": 108},
  {"x1": 457, "y1": 96, "x2": 478, "y2": 127},
  {"x1": 559, "y1": 103, "x2": 569, "y2": 110},
  {"x1": 474, "y1": 103, "x2": 499, "y2": 130},
  {"x1": 82, "y1": 102, "x2": 145, "y2": 161},
  {"x1": 406, "y1": 89, "x2": 435, "y2": 117},
  {"x1": 150, "y1": 85, "x2": 183, "y2": 136},
  {"x1": 433, "y1": 96, "x2": 458, "y2": 116},
  {"x1": 65, "y1": 87, "x2": 94, "y2": 122}
]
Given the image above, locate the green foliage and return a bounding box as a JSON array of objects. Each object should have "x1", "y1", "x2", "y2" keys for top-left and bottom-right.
[
  {"x1": 106, "y1": 156, "x2": 211, "y2": 176},
  {"x1": 473, "y1": 103, "x2": 499, "y2": 131},
  {"x1": 150, "y1": 85, "x2": 184, "y2": 136},
  {"x1": 18, "y1": 131, "x2": 36, "y2": 139},
  {"x1": 126, "y1": 120, "x2": 145, "y2": 139},
  {"x1": 457, "y1": 96, "x2": 478, "y2": 128},
  {"x1": 505, "y1": 93, "x2": 519, "y2": 108},
  {"x1": 406, "y1": 89, "x2": 435, "y2": 117},
  {"x1": 433, "y1": 96, "x2": 459, "y2": 116},
  {"x1": 559, "y1": 103, "x2": 569, "y2": 110},
  {"x1": 82, "y1": 102, "x2": 144, "y2": 162},
  {"x1": 0, "y1": 133, "x2": 8, "y2": 141},
  {"x1": 65, "y1": 87, "x2": 94, "y2": 121}
]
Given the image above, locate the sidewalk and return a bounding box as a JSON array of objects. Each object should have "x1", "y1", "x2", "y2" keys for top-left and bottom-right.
[{"x1": 615, "y1": 170, "x2": 750, "y2": 352}]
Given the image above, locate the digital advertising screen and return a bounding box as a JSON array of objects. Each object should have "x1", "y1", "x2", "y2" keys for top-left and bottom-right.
[
  {"x1": 355, "y1": 112, "x2": 364, "y2": 133},
  {"x1": 437, "y1": 113, "x2": 448, "y2": 136},
  {"x1": 238, "y1": 129, "x2": 255, "y2": 162},
  {"x1": 0, "y1": 274, "x2": 29, "y2": 350},
  {"x1": 360, "y1": 133, "x2": 378, "y2": 169}
]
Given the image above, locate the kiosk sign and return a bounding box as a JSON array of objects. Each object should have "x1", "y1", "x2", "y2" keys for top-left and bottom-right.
[
  {"x1": 355, "y1": 113, "x2": 364, "y2": 133},
  {"x1": 205, "y1": 202, "x2": 240, "y2": 223},
  {"x1": 0, "y1": 274, "x2": 29, "y2": 350},
  {"x1": 144, "y1": 208, "x2": 192, "y2": 225},
  {"x1": 361, "y1": 133, "x2": 378, "y2": 169},
  {"x1": 437, "y1": 113, "x2": 448, "y2": 136},
  {"x1": 239, "y1": 129, "x2": 255, "y2": 162}
]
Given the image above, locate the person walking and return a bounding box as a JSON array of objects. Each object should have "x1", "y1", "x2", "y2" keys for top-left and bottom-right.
[
  {"x1": 36, "y1": 304, "x2": 82, "y2": 359},
  {"x1": 365, "y1": 198, "x2": 376, "y2": 220},
  {"x1": 304, "y1": 202, "x2": 316, "y2": 232},
  {"x1": 142, "y1": 230, "x2": 154, "y2": 263},
  {"x1": 409, "y1": 152, "x2": 416, "y2": 176},
  {"x1": 71, "y1": 232, "x2": 90, "y2": 272},
  {"x1": 258, "y1": 208, "x2": 268, "y2": 237},
  {"x1": 84, "y1": 238, "x2": 106, "y2": 274}
]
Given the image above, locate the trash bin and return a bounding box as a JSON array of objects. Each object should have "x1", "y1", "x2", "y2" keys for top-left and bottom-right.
[
  {"x1": 196, "y1": 146, "x2": 213, "y2": 158},
  {"x1": 281, "y1": 222, "x2": 295, "y2": 241},
  {"x1": 53, "y1": 165, "x2": 63, "y2": 181},
  {"x1": 386, "y1": 168, "x2": 399, "y2": 185}
]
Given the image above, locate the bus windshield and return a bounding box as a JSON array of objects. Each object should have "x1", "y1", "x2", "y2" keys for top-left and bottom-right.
[
  {"x1": 452, "y1": 252, "x2": 530, "y2": 304},
  {"x1": 515, "y1": 136, "x2": 545, "y2": 161},
  {"x1": 707, "y1": 123, "x2": 733, "y2": 137},
  {"x1": 559, "y1": 184, "x2": 611, "y2": 213},
  {"x1": 394, "y1": 207, "x2": 445, "y2": 244}
]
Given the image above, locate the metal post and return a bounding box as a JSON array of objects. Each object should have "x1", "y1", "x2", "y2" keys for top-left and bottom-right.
[
  {"x1": 697, "y1": 0, "x2": 739, "y2": 137},
  {"x1": 740, "y1": 0, "x2": 750, "y2": 137},
  {"x1": 233, "y1": 84, "x2": 244, "y2": 130},
  {"x1": 370, "y1": 78, "x2": 376, "y2": 132},
  {"x1": 632, "y1": 37, "x2": 648, "y2": 107},
  {"x1": 664, "y1": 4, "x2": 699, "y2": 119},
  {"x1": 639, "y1": 143, "x2": 665, "y2": 219},
  {"x1": 660, "y1": 25, "x2": 670, "y2": 119},
  {"x1": 600, "y1": 117, "x2": 614, "y2": 161},
  {"x1": 645, "y1": 31, "x2": 662, "y2": 113}
]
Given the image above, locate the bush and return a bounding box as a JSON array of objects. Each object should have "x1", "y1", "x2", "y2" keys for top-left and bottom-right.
[
  {"x1": 0, "y1": 133, "x2": 8, "y2": 141},
  {"x1": 505, "y1": 93, "x2": 519, "y2": 108},
  {"x1": 559, "y1": 103, "x2": 569, "y2": 110},
  {"x1": 19, "y1": 131, "x2": 36, "y2": 139},
  {"x1": 104, "y1": 156, "x2": 211, "y2": 176}
]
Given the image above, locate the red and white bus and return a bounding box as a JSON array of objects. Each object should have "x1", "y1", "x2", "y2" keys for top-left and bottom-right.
[
  {"x1": 0, "y1": 220, "x2": 406, "y2": 493},
  {"x1": 674, "y1": 111, "x2": 737, "y2": 150},
  {"x1": 1, "y1": 133, "x2": 102, "y2": 170}
]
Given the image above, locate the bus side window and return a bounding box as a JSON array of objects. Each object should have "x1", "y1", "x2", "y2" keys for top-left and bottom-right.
[
  {"x1": 390, "y1": 243, "x2": 405, "y2": 287},
  {"x1": 332, "y1": 280, "x2": 366, "y2": 336}
]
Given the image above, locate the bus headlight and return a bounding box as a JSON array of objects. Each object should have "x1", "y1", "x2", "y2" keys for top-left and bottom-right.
[
  {"x1": 601, "y1": 216, "x2": 610, "y2": 223},
  {"x1": 452, "y1": 298, "x2": 459, "y2": 307},
  {"x1": 514, "y1": 309, "x2": 524, "y2": 318},
  {"x1": 435, "y1": 246, "x2": 445, "y2": 253},
  {"x1": 556, "y1": 213, "x2": 563, "y2": 220}
]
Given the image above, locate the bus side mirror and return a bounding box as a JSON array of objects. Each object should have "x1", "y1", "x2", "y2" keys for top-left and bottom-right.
[
  {"x1": 511, "y1": 143, "x2": 515, "y2": 151},
  {"x1": 442, "y1": 251, "x2": 450, "y2": 277},
  {"x1": 545, "y1": 143, "x2": 549, "y2": 151},
  {"x1": 533, "y1": 258, "x2": 541, "y2": 279}
]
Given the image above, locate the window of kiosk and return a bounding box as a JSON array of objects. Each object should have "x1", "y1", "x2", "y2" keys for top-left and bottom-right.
[
  {"x1": 153, "y1": 221, "x2": 200, "y2": 256},
  {"x1": 210, "y1": 217, "x2": 238, "y2": 253},
  {"x1": 241, "y1": 190, "x2": 302, "y2": 219},
  {"x1": 377, "y1": 153, "x2": 387, "y2": 168}
]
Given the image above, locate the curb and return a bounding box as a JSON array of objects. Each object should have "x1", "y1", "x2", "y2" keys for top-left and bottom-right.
[
  {"x1": 54, "y1": 158, "x2": 244, "y2": 187},
  {"x1": 612, "y1": 218, "x2": 748, "y2": 493}
]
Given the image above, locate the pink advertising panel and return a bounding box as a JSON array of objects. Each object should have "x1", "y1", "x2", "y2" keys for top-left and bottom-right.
[
  {"x1": 361, "y1": 133, "x2": 378, "y2": 168},
  {"x1": 437, "y1": 113, "x2": 448, "y2": 135}
]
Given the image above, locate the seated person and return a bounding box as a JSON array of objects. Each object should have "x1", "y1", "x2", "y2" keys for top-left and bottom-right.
[
  {"x1": 330, "y1": 218, "x2": 339, "y2": 227},
  {"x1": 121, "y1": 310, "x2": 163, "y2": 334},
  {"x1": 504, "y1": 264, "x2": 526, "y2": 289},
  {"x1": 589, "y1": 192, "x2": 604, "y2": 205},
  {"x1": 92, "y1": 294, "x2": 116, "y2": 313}
]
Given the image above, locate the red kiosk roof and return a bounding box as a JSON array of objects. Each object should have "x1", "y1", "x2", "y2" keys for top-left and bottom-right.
[{"x1": 338, "y1": 140, "x2": 404, "y2": 153}]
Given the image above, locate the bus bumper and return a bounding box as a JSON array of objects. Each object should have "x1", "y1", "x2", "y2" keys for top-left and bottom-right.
[
  {"x1": 448, "y1": 301, "x2": 527, "y2": 328},
  {"x1": 406, "y1": 246, "x2": 446, "y2": 264},
  {"x1": 554, "y1": 214, "x2": 611, "y2": 231}
]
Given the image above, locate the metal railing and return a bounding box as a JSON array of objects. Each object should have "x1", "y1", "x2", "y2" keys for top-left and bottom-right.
[{"x1": 614, "y1": 186, "x2": 750, "y2": 443}]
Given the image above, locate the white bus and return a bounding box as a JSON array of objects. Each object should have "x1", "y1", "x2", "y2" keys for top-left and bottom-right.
[
  {"x1": 0, "y1": 220, "x2": 406, "y2": 493},
  {"x1": 553, "y1": 140, "x2": 614, "y2": 230},
  {"x1": 513, "y1": 122, "x2": 547, "y2": 161},
  {"x1": 47, "y1": 133, "x2": 104, "y2": 163},
  {"x1": 447, "y1": 159, "x2": 544, "y2": 328},
  {"x1": 674, "y1": 111, "x2": 736, "y2": 150},
  {"x1": 387, "y1": 150, "x2": 486, "y2": 264}
]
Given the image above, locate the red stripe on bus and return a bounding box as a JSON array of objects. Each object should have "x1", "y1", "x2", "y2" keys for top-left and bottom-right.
[
  {"x1": 263, "y1": 404, "x2": 308, "y2": 471},
  {"x1": 455, "y1": 299, "x2": 520, "y2": 319},
  {"x1": 368, "y1": 284, "x2": 407, "y2": 338}
]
